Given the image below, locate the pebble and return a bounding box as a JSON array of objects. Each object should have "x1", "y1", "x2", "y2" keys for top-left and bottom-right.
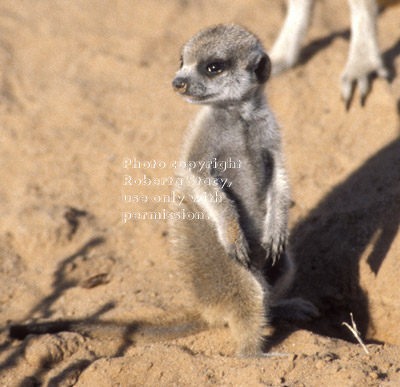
[
  {"x1": 315, "y1": 360, "x2": 325, "y2": 369},
  {"x1": 369, "y1": 371, "x2": 379, "y2": 380}
]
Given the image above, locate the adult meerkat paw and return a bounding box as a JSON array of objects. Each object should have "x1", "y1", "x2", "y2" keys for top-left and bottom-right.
[
  {"x1": 341, "y1": 0, "x2": 389, "y2": 110},
  {"x1": 340, "y1": 63, "x2": 389, "y2": 110}
]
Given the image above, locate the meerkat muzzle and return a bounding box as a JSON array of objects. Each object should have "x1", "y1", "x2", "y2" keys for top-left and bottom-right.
[{"x1": 172, "y1": 78, "x2": 187, "y2": 94}]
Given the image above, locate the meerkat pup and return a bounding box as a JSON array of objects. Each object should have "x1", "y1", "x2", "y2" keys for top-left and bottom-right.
[{"x1": 170, "y1": 24, "x2": 317, "y2": 357}]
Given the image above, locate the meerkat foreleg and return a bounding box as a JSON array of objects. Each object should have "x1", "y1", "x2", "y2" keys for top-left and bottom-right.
[
  {"x1": 261, "y1": 154, "x2": 291, "y2": 265},
  {"x1": 270, "y1": 0, "x2": 315, "y2": 75},
  {"x1": 340, "y1": 0, "x2": 389, "y2": 108},
  {"x1": 180, "y1": 168, "x2": 251, "y2": 267}
]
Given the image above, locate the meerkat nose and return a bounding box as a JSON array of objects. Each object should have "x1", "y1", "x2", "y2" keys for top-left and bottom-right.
[{"x1": 172, "y1": 77, "x2": 187, "y2": 94}]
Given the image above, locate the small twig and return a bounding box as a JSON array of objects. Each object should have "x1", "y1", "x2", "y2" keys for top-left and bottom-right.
[{"x1": 342, "y1": 312, "x2": 369, "y2": 354}]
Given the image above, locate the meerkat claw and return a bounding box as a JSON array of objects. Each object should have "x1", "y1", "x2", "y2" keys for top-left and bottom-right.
[
  {"x1": 340, "y1": 76, "x2": 355, "y2": 111},
  {"x1": 262, "y1": 238, "x2": 286, "y2": 265},
  {"x1": 228, "y1": 244, "x2": 251, "y2": 268}
]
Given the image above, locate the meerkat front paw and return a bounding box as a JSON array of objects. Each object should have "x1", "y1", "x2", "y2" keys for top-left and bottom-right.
[
  {"x1": 261, "y1": 235, "x2": 286, "y2": 266},
  {"x1": 225, "y1": 233, "x2": 251, "y2": 268},
  {"x1": 220, "y1": 220, "x2": 251, "y2": 268},
  {"x1": 262, "y1": 241, "x2": 286, "y2": 266}
]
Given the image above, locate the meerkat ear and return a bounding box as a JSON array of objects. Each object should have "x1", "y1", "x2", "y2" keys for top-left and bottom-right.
[{"x1": 250, "y1": 53, "x2": 271, "y2": 84}]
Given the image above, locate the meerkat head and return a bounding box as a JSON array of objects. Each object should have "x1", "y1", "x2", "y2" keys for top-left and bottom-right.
[{"x1": 172, "y1": 24, "x2": 271, "y2": 106}]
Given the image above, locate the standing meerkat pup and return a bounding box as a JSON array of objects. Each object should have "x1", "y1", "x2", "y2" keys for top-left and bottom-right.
[{"x1": 170, "y1": 24, "x2": 318, "y2": 357}]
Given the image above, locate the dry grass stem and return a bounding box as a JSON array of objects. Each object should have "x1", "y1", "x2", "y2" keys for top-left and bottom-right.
[{"x1": 342, "y1": 313, "x2": 370, "y2": 354}]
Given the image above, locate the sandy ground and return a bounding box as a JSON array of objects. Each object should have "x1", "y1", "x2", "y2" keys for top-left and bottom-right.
[{"x1": 0, "y1": 0, "x2": 400, "y2": 386}]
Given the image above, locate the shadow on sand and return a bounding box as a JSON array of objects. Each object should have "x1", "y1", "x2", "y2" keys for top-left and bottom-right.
[{"x1": 287, "y1": 137, "x2": 400, "y2": 341}]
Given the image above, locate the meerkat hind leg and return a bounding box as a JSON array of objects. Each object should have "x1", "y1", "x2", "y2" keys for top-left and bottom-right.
[
  {"x1": 225, "y1": 274, "x2": 268, "y2": 357},
  {"x1": 201, "y1": 275, "x2": 267, "y2": 358},
  {"x1": 191, "y1": 247, "x2": 268, "y2": 357},
  {"x1": 170, "y1": 203, "x2": 268, "y2": 357},
  {"x1": 266, "y1": 251, "x2": 320, "y2": 323},
  {"x1": 271, "y1": 297, "x2": 320, "y2": 322}
]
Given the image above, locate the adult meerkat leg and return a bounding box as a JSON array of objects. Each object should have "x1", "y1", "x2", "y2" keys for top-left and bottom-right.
[
  {"x1": 341, "y1": 0, "x2": 389, "y2": 108},
  {"x1": 270, "y1": 0, "x2": 315, "y2": 75}
]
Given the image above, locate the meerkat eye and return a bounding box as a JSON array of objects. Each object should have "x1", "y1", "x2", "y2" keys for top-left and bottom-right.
[
  {"x1": 179, "y1": 57, "x2": 184, "y2": 69},
  {"x1": 206, "y1": 61, "x2": 225, "y2": 75}
]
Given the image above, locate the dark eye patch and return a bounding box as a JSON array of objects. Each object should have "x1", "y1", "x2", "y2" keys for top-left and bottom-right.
[
  {"x1": 206, "y1": 61, "x2": 225, "y2": 75},
  {"x1": 198, "y1": 59, "x2": 230, "y2": 77}
]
